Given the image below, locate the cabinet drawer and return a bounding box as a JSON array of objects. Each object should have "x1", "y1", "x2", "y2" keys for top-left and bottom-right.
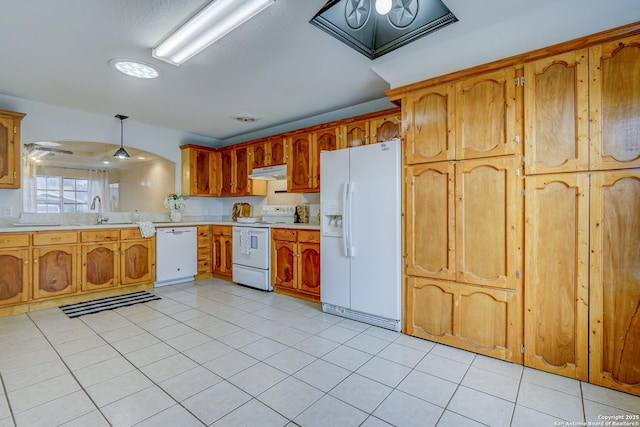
[
  {"x1": 197, "y1": 225, "x2": 211, "y2": 237},
  {"x1": 81, "y1": 229, "x2": 119, "y2": 243},
  {"x1": 33, "y1": 231, "x2": 78, "y2": 246},
  {"x1": 120, "y1": 228, "x2": 144, "y2": 241},
  {"x1": 298, "y1": 230, "x2": 319, "y2": 243},
  {"x1": 0, "y1": 233, "x2": 30, "y2": 248},
  {"x1": 198, "y1": 235, "x2": 211, "y2": 247},
  {"x1": 212, "y1": 226, "x2": 232, "y2": 237},
  {"x1": 272, "y1": 228, "x2": 297, "y2": 242}
]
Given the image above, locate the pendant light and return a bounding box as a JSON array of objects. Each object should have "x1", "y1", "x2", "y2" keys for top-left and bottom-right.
[{"x1": 113, "y1": 114, "x2": 131, "y2": 159}]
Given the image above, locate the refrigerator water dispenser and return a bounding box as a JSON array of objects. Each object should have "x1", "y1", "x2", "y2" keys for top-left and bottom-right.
[{"x1": 321, "y1": 199, "x2": 343, "y2": 237}]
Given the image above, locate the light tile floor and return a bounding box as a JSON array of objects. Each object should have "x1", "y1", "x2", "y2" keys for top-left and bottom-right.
[{"x1": 0, "y1": 278, "x2": 638, "y2": 427}]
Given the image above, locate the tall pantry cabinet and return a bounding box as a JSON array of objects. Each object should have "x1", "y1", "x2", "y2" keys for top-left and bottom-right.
[
  {"x1": 392, "y1": 26, "x2": 640, "y2": 395},
  {"x1": 401, "y1": 65, "x2": 525, "y2": 363}
]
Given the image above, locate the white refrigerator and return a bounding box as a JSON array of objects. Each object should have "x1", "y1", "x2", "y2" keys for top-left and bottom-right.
[{"x1": 320, "y1": 139, "x2": 402, "y2": 331}]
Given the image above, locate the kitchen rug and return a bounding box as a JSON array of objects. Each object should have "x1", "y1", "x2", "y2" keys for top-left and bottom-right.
[{"x1": 60, "y1": 291, "x2": 160, "y2": 318}]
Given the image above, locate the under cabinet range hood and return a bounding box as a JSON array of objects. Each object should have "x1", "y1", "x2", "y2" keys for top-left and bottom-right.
[{"x1": 249, "y1": 164, "x2": 287, "y2": 180}]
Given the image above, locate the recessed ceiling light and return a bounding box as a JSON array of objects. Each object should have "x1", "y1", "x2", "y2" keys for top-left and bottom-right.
[{"x1": 109, "y1": 58, "x2": 160, "y2": 79}]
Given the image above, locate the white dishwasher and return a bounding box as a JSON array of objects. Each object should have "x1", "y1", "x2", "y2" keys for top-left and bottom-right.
[{"x1": 155, "y1": 227, "x2": 198, "y2": 287}]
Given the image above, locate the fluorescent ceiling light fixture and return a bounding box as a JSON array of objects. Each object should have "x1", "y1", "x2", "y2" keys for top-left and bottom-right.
[
  {"x1": 153, "y1": 0, "x2": 276, "y2": 66},
  {"x1": 110, "y1": 58, "x2": 159, "y2": 79}
]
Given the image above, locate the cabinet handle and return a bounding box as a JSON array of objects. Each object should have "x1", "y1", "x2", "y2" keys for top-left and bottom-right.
[
  {"x1": 23, "y1": 259, "x2": 28, "y2": 265},
  {"x1": 2, "y1": 240, "x2": 9, "y2": 243},
  {"x1": 33, "y1": 259, "x2": 38, "y2": 263}
]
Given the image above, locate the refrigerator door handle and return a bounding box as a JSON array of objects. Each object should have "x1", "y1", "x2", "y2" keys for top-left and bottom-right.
[
  {"x1": 341, "y1": 182, "x2": 349, "y2": 257},
  {"x1": 345, "y1": 181, "x2": 355, "y2": 257}
]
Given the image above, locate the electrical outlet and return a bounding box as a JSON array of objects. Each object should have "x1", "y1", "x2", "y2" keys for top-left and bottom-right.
[{"x1": 2, "y1": 206, "x2": 12, "y2": 217}]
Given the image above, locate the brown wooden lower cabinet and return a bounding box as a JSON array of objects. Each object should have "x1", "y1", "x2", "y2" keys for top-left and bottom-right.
[
  {"x1": 212, "y1": 225, "x2": 232, "y2": 280},
  {"x1": 120, "y1": 229, "x2": 155, "y2": 286},
  {"x1": 271, "y1": 228, "x2": 320, "y2": 301},
  {"x1": 406, "y1": 276, "x2": 522, "y2": 363},
  {"x1": 0, "y1": 248, "x2": 30, "y2": 306},
  {"x1": 32, "y1": 244, "x2": 79, "y2": 299},
  {"x1": 0, "y1": 227, "x2": 155, "y2": 314},
  {"x1": 196, "y1": 225, "x2": 212, "y2": 278},
  {"x1": 81, "y1": 229, "x2": 119, "y2": 292}
]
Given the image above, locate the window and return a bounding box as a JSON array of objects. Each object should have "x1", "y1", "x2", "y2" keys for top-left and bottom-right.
[{"x1": 36, "y1": 176, "x2": 90, "y2": 213}]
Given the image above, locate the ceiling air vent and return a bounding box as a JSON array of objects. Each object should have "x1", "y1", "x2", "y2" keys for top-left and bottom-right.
[{"x1": 231, "y1": 113, "x2": 260, "y2": 123}]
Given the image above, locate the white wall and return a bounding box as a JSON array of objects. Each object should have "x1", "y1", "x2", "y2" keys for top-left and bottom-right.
[{"x1": 0, "y1": 93, "x2": 220, "y2": 219}]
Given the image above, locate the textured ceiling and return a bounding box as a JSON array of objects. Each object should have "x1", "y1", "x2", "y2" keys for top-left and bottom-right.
[{"x1": 0, "y1": 0, "x2": 638, "y2": 146}]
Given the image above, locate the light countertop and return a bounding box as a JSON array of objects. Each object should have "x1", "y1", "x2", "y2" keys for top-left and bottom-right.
[{"x1": 0, "y1": 220, "x2": 320, "y2": 233}]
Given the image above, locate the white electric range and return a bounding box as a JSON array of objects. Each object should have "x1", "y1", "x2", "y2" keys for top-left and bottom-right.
[{"x1": 231, "y1": 205, "x2": 296, "y2": 291}]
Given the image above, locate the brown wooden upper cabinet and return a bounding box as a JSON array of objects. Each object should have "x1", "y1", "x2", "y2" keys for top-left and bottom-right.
[
  {"x1": 181, "y1": 145, "x2": 218, "y2": 196},
  {"x1": 344, "y1": 112, "x2": 401, "y2": 148},
  {"x1": 249, "y1": 139, "x2": 269, "y2": 170},
  {"x1": 268, "y1": 135, "x2": 288, "y2": 166},
  {"x1": 219, "y1": 146, "x2": 267, "y2": 197},
  {"x1": 456, "y1": 67, "x2": 519, "y2": 160},
  {"x1": 287, "y1": 126, "x2": 342, "y2": 193},
  {"x1": 589, "y1": 34, "x2": 640, "y2": 171},
  {"x1": 524, "y1": 49, "x2": 589, "y2": 174},
  {"x1": 404, "y1": 83, "x2": 456, "y2": 164},
  {"x1": 0, "y1": 109, "x2": 26, "y2": 189},
  {"x1": 370, "y1": 113, "x2": 401, "y2": 144},
  {"x1": 287, "y1": 133, "x2": 313, "y2": 192}
]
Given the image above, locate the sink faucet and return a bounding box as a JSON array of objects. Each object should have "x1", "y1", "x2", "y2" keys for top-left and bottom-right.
[{"x1": 90, "y1": 196, "x2": 108, "y2": 224}]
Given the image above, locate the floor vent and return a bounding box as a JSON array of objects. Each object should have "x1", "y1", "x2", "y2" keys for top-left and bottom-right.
[{"x1": 322, "y1": 303, "x2": 401, "y2": 332}]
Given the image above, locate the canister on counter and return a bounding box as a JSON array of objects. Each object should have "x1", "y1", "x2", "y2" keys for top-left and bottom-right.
[{"x1": 296, "y1": 205, "x2": 309, "y2": 223}]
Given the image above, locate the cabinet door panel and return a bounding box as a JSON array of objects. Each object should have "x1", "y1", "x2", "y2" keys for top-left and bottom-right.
[
  {"x1": 370, "y1": 114, "x2": 401, "y2": 144},
  {"x1": 298, "y1": 243, "x2": 320, "y2": 296},
  {"x1": 0, "y1": 117, "x2": 14, "y2": 185},
  {"x1": 235, "y1": 147, "x2": 249, "y2": 194},
  {"x1": 590, "y1": 36, "x2": 640, "y2": 170},
  {"x1": 524, "y1": 174, "x2": 589, "y2": 380},
  {"x1": 405, "y1": 278, "x2": 454, "y2": 339},
  {"x1": 269, "y1": 136, "x2": 287, "y2": 165},
  {"x1": 345, "y1": 121, "x2": 369, "y2": 147},
  {"x1": 288, "y1": 135, "x2": 312, "y2": 191},
  {"x1": 406, "y1": 162, "x2": 455, "y2": 280},
  {"x1": 456, "y1": 67, "x2": 517, "y2": 159},
  {"x1": 314, "y1": 127, "x2": 340, "y2": 189},
  {"x1": 457, "y1": 283, "x2": 521, "y2": 363},
  {"x1": 590, "y1": 170, "x2": 640, "y2": 395},
  {"x1": 121, "y1": 241, "x2": 154, "y2": 285},
  {"x1": 0, "y1": 249, "x2": 29, "y2": 305},
  {"x1": 83, "y1": 243, "x2": 118, "y2": 291},
  {"x1": 455, "y1": 157, "x2": 521, "y2": 289},
  {"x1": 272, "y1": 241, "x2": 296, "y2": 289},
  {"x1": 219, "y1": 149, "x2": 234, "y2": 195},
  {"x1": 33, "y1": 245, "x2": 78, "y2": 299},
  {"x1": 405, "y1": 84, "x2": 455, "y2": 164},
  {"x1": 406, "y1": 277, "x2": 522, "y2": 362},
  {"x1": 251, "y1": 142, "x2": 268, "y2": 169},
  {"x1": 524, "y1": 49, "x2": 589, "y2": 174}
]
